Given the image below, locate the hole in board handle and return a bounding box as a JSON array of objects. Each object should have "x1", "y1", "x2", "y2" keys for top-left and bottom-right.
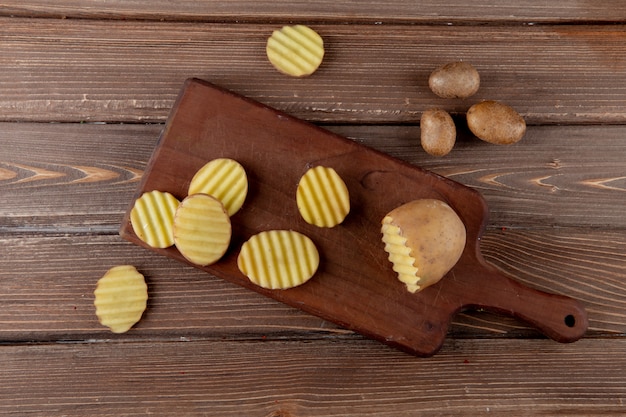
[{"x1": 564, "y1": 314, "x2": 576, "y2": 328}]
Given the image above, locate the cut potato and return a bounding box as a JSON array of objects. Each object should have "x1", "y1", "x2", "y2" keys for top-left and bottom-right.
[
  {"x1": 237, "y1": 230, "x2": 319, "y2": 290},
  {"x1": 94, "y1": 265, "x2": 148, "y2": 333},
  {"x1": 173, "y1": 194, "x2": 232, "y2": 266},
  {"x1": 381, "y1": 199, "x2": 466, "y2": 293},
  {"x1": 266, "y1": 25, "x2": 324, "y2": 77},
  {"x1": 296, "y1": 166, "x2": 350, "y2": 228},
  {"x1": 130, "y1": 190, "x2": 180, "y2": 248},
  {"x1": 188, "y1": 158, "x2": 248, "y2": 216}
]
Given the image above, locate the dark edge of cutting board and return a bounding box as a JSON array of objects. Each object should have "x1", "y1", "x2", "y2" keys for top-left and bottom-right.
[{"x1": 120, "y1": 78, "x2": 588, "y2": 356}]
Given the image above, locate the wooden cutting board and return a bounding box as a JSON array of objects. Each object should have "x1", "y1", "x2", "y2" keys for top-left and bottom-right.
[{"x1": 120, "y1": 78, "x2": 588, "y2": 356}]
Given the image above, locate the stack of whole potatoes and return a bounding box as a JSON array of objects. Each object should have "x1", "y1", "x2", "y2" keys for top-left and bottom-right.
[{"x1": 421, "y1": 61, "x2": 526, "y2": 156}]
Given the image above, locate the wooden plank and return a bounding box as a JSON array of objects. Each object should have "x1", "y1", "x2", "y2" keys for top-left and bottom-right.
[
  {"x1": 0, "y1": 123, "x2": 154, "y2": 232},
  {"x1": 0, "y1": 229, "x2": 623, "y2": 341},
  {"x1": 1, "y1": 123, "x2": 625, "y2": 230},
  {"x1": 2, "y1": 0, "x2": 626, "y2": 23},
  {"x1": 1, "y1": 19, "x2": 626, "y2": 124},
  {"x1": 0, "y1": 338, "x2": 624, "y2": 416}
]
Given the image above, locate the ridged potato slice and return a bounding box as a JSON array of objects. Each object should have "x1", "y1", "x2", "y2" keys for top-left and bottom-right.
[
  {"x1": 237, "y1": 230, "x2": 319, "y2": 290},
  {"x1": 173, "y1": 194, "x2": 232, "y2": 266},
  {"x1": 188, "y1": 158, "x2": 248, "y2": 216},
  {"x1": 266, "y1": 25, "x2": 324, "y2": 77},
  {"x1": 130, "y1": 190, "x2": 180, "y2": 248},
  {"x1": 296, "y1": 166, "x2": 350, "y2": 228},
  {"x1": 94, "y1": 265, "x2": 148, "y2": 333}
]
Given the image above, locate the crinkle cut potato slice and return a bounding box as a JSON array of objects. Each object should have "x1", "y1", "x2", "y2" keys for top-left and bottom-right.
[
  {"x1": 296, "y1": 166, "x2": 350, "y2": 228},
  {"x1": 130, "y1": 190, "x2": 180, "y2": 248},
  {"x1": 266, "y1": 25, "x2": 324, "y2": 77},
  {"x1": 173, "y1": 194, "x2": 232, "y2": 266},
  {"x1": 188, "y1": 158, "x2": 248, "y2": 217},
  {"x1": 94, "y1": 265, "x2": 148, "y2": 333},
  {"x1": 237, "y1": 230, "x2": 320, "y2": 290}
]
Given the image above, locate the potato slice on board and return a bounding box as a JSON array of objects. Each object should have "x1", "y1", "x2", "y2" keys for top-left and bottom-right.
[
  {"x1": 238, "y1": 230, "x2": 320, "y2": 290},
  {"x1": 130, "y1": 190, "x2": 180, "y2": 248},
  {"x1": 173, "y1": 194, "x2": 232, "y2": 266},
  {"x1": 188, "y1": 158, "x2": 248, "y2": 216},
  {"x1": 296, "y1": 166, "x2": 350, "y2": 228}
]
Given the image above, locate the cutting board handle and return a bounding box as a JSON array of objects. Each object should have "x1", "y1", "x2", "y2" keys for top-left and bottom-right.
[{"x1": 464, "y1": 263, "x2": 588, "y2": 342}]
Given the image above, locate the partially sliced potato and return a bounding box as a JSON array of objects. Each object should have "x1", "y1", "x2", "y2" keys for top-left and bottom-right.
[{"x1": 381, "y1": 199, "x2": 466, "y2": 293}]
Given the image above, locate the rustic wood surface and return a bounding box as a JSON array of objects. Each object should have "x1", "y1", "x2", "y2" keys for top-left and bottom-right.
[{"x1": 0, "y1": 2, "x2": 625, "y2": 415}]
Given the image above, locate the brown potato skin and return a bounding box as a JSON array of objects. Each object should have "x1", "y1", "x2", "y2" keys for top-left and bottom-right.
[
  {"x1": 466, "y1": 100, "x2": 526, "y2": 145},
  {"x1": 420, "y1": 108, "x2": 456, "y2": 156},
  {"x1": 429, "y1": 62, "x2": 480, "y2": 99},
  {"x1": 386, "y1": 199, "x2": 466, "y2": 291}
]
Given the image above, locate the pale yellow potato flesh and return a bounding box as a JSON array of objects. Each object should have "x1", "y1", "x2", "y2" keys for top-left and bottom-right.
[
  {"x1": 266, "y1": 25, "x2": 324, "y2": 77},
  {"x1": 173, "y1": 194, "x2": 232, "y2": 266},
  {"x1": 296, "y1": 166, "x2": 350, "y2": 228},
  {"x1": 237, "y1": 230, "x2": 319, "y2": 290},
  {"x1": 94, "y1": 265, "x2": 148, "y2": 333},
  {"x1": 130, "y1": 190, "x2": 180, "y2": 248},
  {"x1": 188, "y1": 158, "x2": 248, "y2": 217}
]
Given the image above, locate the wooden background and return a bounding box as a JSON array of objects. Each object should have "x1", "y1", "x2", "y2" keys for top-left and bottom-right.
[{"x1": 1, "y1": 1, "x2": 625, "y2": 415}]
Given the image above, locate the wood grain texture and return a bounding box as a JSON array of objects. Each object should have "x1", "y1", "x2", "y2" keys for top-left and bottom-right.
[
  {"x1": 1, "y1": 3, "x2": 625, "y2": 412},
  {"x1": 0, "y1": 123, "x2": 153, "y2": 232},
  {"x1": 1, "y1": 338, "x2": 625, "y2": 416},
  {"x1": 2, "y1": 0, "x2": 626, "y2": 23},
  {"x1": 2, "y1": 123, "x2": 625, "y2": 230},
  {"x1": 1, "y1": 19, "x2": 626, "y2": 124},
  {"x1": 0, "y1": 229, "x2": 623, "y2": 342}
]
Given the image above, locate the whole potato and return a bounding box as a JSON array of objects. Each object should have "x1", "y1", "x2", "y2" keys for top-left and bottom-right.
[
  {"x1": 420, "y1": 108, "x2": 456, "y2": 156},
  {"x1": 381, "y1": 199, "x2": 466, "y2": 293},
  {"x1": 428, "y1": 61, "x2": 480, "y2": 99},
  {"x1": 466, "y1": 100, "x2": 526, "y2": 145}
]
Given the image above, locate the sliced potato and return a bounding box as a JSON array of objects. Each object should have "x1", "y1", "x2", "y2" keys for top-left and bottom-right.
[
  {"x1": 266, "y1": 25, "x2": 324, "y2": 77},
  {"x1": 296, "y1": 166, "x2": 350, "y2": 228},
  {"x1": 188, "y1": 158, "x2": 248, "y2": 216},
  {"x1": 237, "y1": 230, "x2": 319, "y2": 290},
  {"x1": 94, "y1": 265, "x2": 148, "y2": 333},
  {"x1": 173, "y1": 194, "x2": 232, "y2": 266},
  {"x1": 130, "y1": 190, "x2": 180, "y2": 248}
]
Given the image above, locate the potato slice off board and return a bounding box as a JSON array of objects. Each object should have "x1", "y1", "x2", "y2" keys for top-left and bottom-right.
[{"x1": 120, "y1": 79, "x2": 587, "y2": 356}]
